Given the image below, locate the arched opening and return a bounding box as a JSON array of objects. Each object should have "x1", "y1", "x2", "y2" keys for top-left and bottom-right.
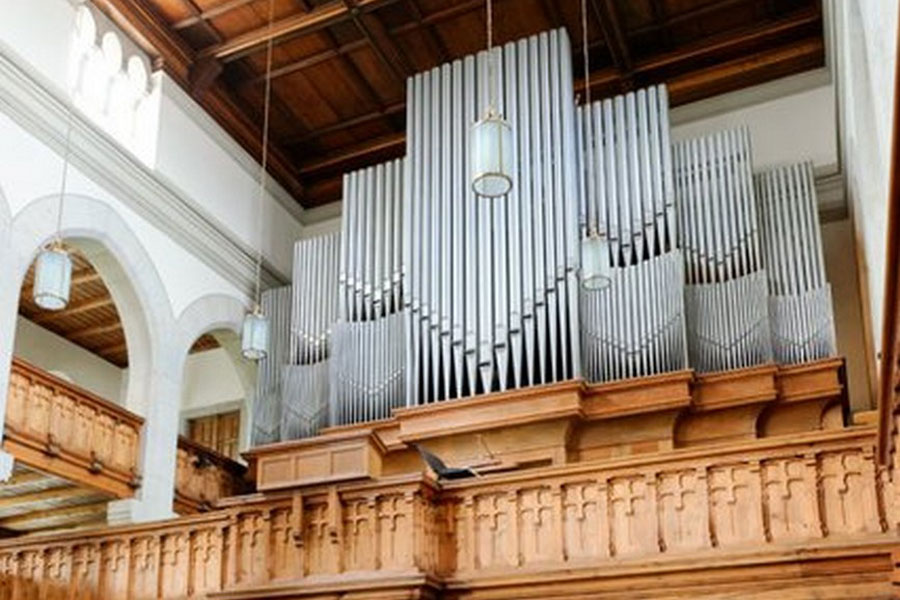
[
  {"x1": 3, "y1": 237, "x2": 151, "y2": 535},
  {"x1": 179, "y1": 328, "x2": 253, "y2": 461},
  {"x1": 175, "y1": 327, "x2": 253, "y2": 514}
]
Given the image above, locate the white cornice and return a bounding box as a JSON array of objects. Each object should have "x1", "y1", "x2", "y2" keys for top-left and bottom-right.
[{"x1": 0, "y1": 44, "x2": 288, "y2": 295}]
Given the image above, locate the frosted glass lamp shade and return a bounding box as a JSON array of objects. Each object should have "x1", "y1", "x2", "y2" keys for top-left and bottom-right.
[
  {"x1": 580, "y1": 235, "x2": 613, "y2": 291},
  {"x1": 33, "y1": 246, "x2": 73, "y2": 311},
  {"x1": 471, "y1": 112, "x2": 514, "y2": 197},
  {"x1": 241, "y1": 309, "x2": 269, "y2": 361}
]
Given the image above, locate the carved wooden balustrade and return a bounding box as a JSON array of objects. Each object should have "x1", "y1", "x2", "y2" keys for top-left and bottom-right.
[
  {"x1": 4, "y1": 358, "x2": 142, "y2": 498},
  {"x1": 175, "y1": 436, "x2": 249, "y2": 514},
  {"x1": 0, "y1": 426, "x2": 894, "y2": 598}
]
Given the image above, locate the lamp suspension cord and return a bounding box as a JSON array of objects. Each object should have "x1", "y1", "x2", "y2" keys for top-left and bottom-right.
[
  {"x1": 55, "y1": 106, "x2": 75, "y2": 245},
  {"x1": 254, "y1": 0, "x2": 275, "y2": 310},
  {"x1": 486, "y1": 0, "x2": 495, "y2": 114},
  {"x1": 582, "y1": 0, "x2": 590, "y2": 107}
]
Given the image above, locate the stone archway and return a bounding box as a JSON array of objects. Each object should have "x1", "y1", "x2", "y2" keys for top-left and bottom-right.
[{"x1": 1, "y1": 193, "x2": 180, "y2": 522}]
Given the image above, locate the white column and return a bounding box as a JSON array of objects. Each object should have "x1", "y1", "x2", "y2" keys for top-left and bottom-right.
[{"x1": 0, "y1": 227, "x2": 18, "y2": 481}]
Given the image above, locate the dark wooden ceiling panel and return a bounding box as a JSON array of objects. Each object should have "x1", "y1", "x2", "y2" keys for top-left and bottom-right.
[{"x1": 101, "y1": 0, "x2": 824, "y2": 209}]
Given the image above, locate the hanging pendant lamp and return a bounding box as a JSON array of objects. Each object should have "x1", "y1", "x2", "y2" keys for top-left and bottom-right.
[
  {"x1": 34, "y1": 108, "x2": 75, "y2": 311},
  {"x1": 241, "y1": 0, "x2": 275, "y2": 361},
  {"x1": 471, "y1": 0, "x2": 514, "y2": 198},
  {"x1": 580, "y1": 230, "x2": 613, "y2": 291},
  {"x1": 577, "y1": 0, "x2": 612, "y2": 291}
]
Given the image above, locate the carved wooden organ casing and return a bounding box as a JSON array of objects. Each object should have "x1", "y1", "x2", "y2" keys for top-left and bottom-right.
[{"x1": 253, "y1": 27, "x2": 837, "y2": 442}]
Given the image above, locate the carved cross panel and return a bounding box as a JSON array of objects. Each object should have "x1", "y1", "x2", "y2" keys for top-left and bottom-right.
[
  {"x1": 474, "y1": 493, "x2": 514, "y2": 569},
  {"x1": 657, "y1": 469, "x2": 709, "y2": 552},
  {"x1": 762, "y1": 457, "x2": 819, "y2": 542},
  {"x1": 608, "y1": 475, "x2": 658, "y2": 557},
  {"x1": 563, "y1": 482, "x2": 603, "y2": 560},
  {"x1": 820, "y1": 450, "x2": 883, "y2": 535},
  {"x1": 709, "y1": 463, "x2": 764, "y2": 547},
  {"x1": 343, "y1": 499, "x2": 376, "y2": 571}
]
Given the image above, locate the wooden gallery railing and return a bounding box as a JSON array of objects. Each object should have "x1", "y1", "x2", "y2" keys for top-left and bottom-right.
[
  {"x1": 4, "y1": 358, "x2": 142, "y2": 498},
  {"x1": 0, "y1": 427, "x2": 893, "y2": 598},
  {"x1": 5, "y1": 358, "x2": 246, "y2": 510},
  {"x1": 175, "y1": 436, "x2": 248, "y2": 514}
]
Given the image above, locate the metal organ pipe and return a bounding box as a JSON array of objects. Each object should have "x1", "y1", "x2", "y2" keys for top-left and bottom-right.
[
  {"x1": 674, "y1": 128, "x2": 772, "y2": 372},
  {"x1": 755, "y1": 162, "x2": 836, "y2": 364},
  {"x1": 577, "y1": 85, "x2": 687, "y2": 383},
  {"x1": 251, "y1": 286, "x2": 292, "y2": 445},
  {"x1": 332, "y1": 159, "x2": 407, "y2": 425},
  {"x1": 253, "y1": 27, "x2": 841, "y2": 443},
  {"x1": 404, "y1": 28, "x2": 580, "y2": 405},
  {"x1": 280, "y1": 233, "x2": 340, "y2": 439}
]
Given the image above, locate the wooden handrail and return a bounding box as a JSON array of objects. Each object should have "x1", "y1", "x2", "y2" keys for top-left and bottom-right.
[
  {"x1": 4, "y1": 357, "x2": 143, "y2": 497},
  {"x1": 0, "y1": 426, "x2": 888, "y2": 598},
  {"x1": 174, "y1": 435, "x2": 248, "y2": 514}
]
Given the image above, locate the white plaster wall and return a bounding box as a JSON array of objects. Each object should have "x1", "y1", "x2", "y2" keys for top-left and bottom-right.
[
  {"x1": 181, "y1": 348, "x2": 245, "y2": 414},
  {"x1": 13, "y1": 316, "x2": 124, "y2": 404},
  {"x1": 0, "y1": 0, "x2": 303, "y2": 281},
  {"x1": 833, "y1": 0, "x2": 899, "y2": 361},
  {"x1": 671, "y1": 82, "x2": 838, "y2": 172},
  {"x1": 0, "y1": 111, "x2": 242, "y2": 318},
  {"x1": 155, "y1": 79, "x2": 303, "y2": 277}
]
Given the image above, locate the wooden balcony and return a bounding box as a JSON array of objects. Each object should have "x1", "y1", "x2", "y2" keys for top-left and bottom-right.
[
  {"x1": 4, "y1": 358, "x2": 142, "y2": 499},
  {"x1": 175, "y1": 436, "x2": 248, "y2": 514},
  {"x1": 0, "y1": 424, "x2": 892, "y2": 597}
]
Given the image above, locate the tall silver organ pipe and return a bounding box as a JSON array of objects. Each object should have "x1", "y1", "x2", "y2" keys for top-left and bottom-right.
[
  {"x1": 331, "y1": 159, "x2": 407, "y2": 425},
  {"x1": 251, "y1": 286, "x2": 292, "y2": 446},
  {"x1": 674, "y1": 128, "x2": 772, "y2": 372},
  {"x1": 755, "y1": 162, "x2": 836, "y2": 364},
  {"x1": 404, "y1": 28, "x2": 581, "y2": 405},
  {"x1": 281, "y1": 233, "x2": 340, "y2": 439},
  {"x1": 578, "y1": 85, "x2": 677, "y2": 260},
  {"x1": 577, "y1": 85, "x2": 687, "y2": 382}
]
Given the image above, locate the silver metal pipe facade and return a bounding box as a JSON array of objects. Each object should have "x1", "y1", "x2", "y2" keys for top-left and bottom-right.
[
  {"x1": 577, "y1": 85, "x2": 687, "y2": 382},
  {"x1": 755, "y1": 162, "x2": 836, "y2": 364},
  {"x1": 331, "y1": 158, "x2": 407, "y2": 424},
  {"x1": 280, "y1": 233, "x2": 340, "y2": 439},
  {"x1": 404, "y1": 28, "x2": 580, "y2": 405},
  {"x1": 251, "y1": 285, "x2": 292, "y2": 446},
  {"x1": 674, "y1": 127, "x2": 773, "y2": 372}
]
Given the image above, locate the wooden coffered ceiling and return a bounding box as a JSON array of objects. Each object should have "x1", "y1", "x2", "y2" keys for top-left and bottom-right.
[
  {"x1": 95, "y1": 0, "x2": 824, "y2": 209},
  {"x1": 18, "y1": 248, "x2": 218, "y2": 369}
]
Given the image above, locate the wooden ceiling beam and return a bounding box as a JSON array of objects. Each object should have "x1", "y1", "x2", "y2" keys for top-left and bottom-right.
[
  {"x1": 590, "y1": 0, "x2": 632, "y2": 74},
  {"x1": 0, "y1": 501, "x2": 108, "y2": 531},
  {"x1": 173, "y1": 0, "x2": 256, "y2": 30},
  {"x1": 69, "y1": 322, "x2": 123, "y2": 341},
  {"x1": 299, "y1": 131, "x2": 405, "y2": 177},
  {"x1": 0, "y1": 486, "x2": 99, "y2": 511},
  {"x1": 284, "y1": 102, "x2": 405, "y2": 145},
  {"x1": 342, "y1": 0, "x2": 413, "y2": 84},
  {"x1": 404, "y1": 0, "x2": 449, "y2": 65},
  {"x1": 199, "y1": 0, "x2": 401, "y2": 63},
  {"x1": 31, "y1": 297, "x2": 115, "y2": 326}
]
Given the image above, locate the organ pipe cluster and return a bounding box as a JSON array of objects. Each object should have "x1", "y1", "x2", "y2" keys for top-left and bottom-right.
[{"x1": 251, "y1": 27, "x2": 837, "y2": 443}]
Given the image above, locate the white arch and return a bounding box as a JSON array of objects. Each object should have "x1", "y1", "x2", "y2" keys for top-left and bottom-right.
[
  {"x1": 1, "y1": 193, "x2": 179, "y2": 522},
  {"x1": 175, "y1": 293, "x2": 245, "y2": 361},
  {"x1": 175, "y1": 293, "x2": 256, "y2": 454}
]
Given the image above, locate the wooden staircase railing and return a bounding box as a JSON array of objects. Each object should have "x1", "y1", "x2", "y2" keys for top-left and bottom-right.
[
  {"x1": 175, "y1": 436, "x2": 248, "y2": 514},
  {"x1": 4, "y1": 358, "x2": 142, "y2": 498}
]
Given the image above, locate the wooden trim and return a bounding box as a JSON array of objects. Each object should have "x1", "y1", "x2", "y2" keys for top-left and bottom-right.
[{"x1": 877, "y1": 13, "x2": 900, "y2": 466}]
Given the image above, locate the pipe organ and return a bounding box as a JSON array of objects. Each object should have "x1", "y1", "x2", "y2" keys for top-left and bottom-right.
[
  {"x1": 577, "y1": 87, "x2": 687, "y2": 382},
  {"x1": 674, "y1": 128, "x2": 773, "y2": 372},
  {"x1": 756, "y1": 162, "x2": 836, "y2": 364},
  {"x1": 252, "y1": 27, "x2": 838, "y2": 443},
  {"x1": 251, "y1": 286, "x2": 291, "y2": 445},
  {"x1": 404, "y1": 29, "x2": 581, "y2": 404},
  {"x1": 332, "y1": 160, "x2": 407, "y2": 425}
]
